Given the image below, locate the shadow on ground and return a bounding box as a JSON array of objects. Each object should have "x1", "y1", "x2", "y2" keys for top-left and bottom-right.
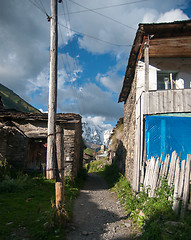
[{"x1": 66, "y1": 173, "x2": 135, "y2": 240}]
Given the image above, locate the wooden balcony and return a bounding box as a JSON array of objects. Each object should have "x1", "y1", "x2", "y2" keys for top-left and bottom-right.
[{"x1": 142, "y1": 89, "x2": 191, "y2": 115}]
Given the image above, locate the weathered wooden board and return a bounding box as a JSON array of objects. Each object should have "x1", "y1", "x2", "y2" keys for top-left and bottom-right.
[
  {"x1": 143, "y1": 89, "x2": 191, "y2": 115},
  {"x1": 168, "y1": 151, "x2": 177, "y2": 186},
  {"x1": 181, "y1": 155, "x2": 191, "y2": 216},
  {"x1": 178, "y1": 160, "x2": 185, "y2": 199},
  {"x1": 172, "y1": 157, "x2": 180, "y2": 214}
]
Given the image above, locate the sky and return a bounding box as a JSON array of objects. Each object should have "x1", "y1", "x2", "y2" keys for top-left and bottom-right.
[{"x1": 0, "y1": 0, "x2": 191, "y2": 129}]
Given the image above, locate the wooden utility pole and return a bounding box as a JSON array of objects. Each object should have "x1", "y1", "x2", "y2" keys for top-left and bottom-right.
[
  {"x1": 46, "y1": 0, "x2": 58, "y2": 179},
  {"x1": 144, "y1": 36, "x2": 149, "y2": 92},
  {"x1": 55, "y1": 125, "x2": 65, "y2": 208}
]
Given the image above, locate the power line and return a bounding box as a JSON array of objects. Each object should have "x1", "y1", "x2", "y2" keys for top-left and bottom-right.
[
  {"x1": 27, "y1": 0, "x2": 48, "y2": 15},
  {"x1": 62, "y1": 0, "x2": 148, "y2": 15},
  {"x1": 58, "y1": 22, "x2": 132, "y2": 47},
  {"x1": 38, "y1": 0, "x2": 47, "y2": 14},
  {"x1": 58, "y1": 1, "x2": 84, "y2": 115},
  {"x1": 68, "y1": 0, "x2": 137, "y2": 31}
]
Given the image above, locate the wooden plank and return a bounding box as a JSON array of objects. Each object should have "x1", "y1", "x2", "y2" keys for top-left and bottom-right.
[
  {"x1": 181, "y1": 155, "x2": 191, "y2": 216},
  {"x1": 158, "y1": 161, "x2": 164, "y2": 186},
  {"x1": 151, "y1": 157, "x2": 160, "y2": 197},
  {"x1": 143, "y1": 159, "x2": 150, "y2": 188},
  {"x1": 142, "y1": 89, "x2": 191, "y2": 115},
  {"x1": 148, "y1": 156, "x2": 156, "y2": 196},
  {"x1": 172, "y1": 157, "x2": 180, "y2": 214},
  {"x1": 140, "y1": 161, "x2": 145, "y2": 191},
  {"x1": 168, "y1": 151, "x2": 177, "y2": 186},
  {"x1": 178, "y1": 160, "x2": 185, "y2": 199},
  {"x1": 162, "y1": 154, "x2": 170, "y2": 177}
]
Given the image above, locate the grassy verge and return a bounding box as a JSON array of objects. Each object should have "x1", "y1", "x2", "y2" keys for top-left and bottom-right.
[
  {"x1": 0, "y1": 168, "x2": 87, "y2": 240},
  {"x1": 87, "y1": 159, "x2": 191, "y2": 240}
]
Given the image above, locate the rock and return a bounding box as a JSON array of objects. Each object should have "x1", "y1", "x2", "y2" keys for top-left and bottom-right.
[
  {"x1": 124, "y1": 222, "x2": 131, "y2": 228},
  {"x1": 6, "y1": 222, "x2": 13, "y2": 226},
  {"x1": 71, "y1": 226, "x2": 76, "y2": 231},
  {"x1": 165, "y1": 221, "x2": 184, "y2": 226},
  {"x1": 43, "y1": 222, "x2": 50, "y2": 230},
  {"x1": 82, "y1": 231, "x2": 89, "y2": 236},
  {"x1": 134, "y1": 232, "x2": 142, "y2": 238}
]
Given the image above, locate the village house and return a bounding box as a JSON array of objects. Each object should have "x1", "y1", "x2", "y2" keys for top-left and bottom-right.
[
  {"x1": 118, "y1": 19, "x2": 191, "y2": 191},
  {"x1": 0, "y1": 103, "x2": 83, "y2": 178}
]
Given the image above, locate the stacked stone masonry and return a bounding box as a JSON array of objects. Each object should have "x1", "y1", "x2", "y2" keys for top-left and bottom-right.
[
  {"x1": 123, "y1": 74, "x2": 137, "y2": 185},
  {"x1": 0, "y1": 111, "x2": 83, "y2": 178}
]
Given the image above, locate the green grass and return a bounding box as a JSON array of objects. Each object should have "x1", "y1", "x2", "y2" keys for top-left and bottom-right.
[
  {"x1": 0, "y1": 169, "x2": 87, "y2": 240},
  {"x1": 84, "y1": 148, "x2": 94, "y2": 156},
  {"x1": 0, "y1": 83, "x2": 40, "y2": 113}
]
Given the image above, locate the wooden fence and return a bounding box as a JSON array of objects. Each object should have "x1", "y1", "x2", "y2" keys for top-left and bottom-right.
[{"x1": 141, "y1": 151, "x2": 191, "y2": 215}]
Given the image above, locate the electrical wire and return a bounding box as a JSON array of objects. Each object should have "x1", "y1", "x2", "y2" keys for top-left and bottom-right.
[
  {"x1": 68, "y1": 0, "x2": 137, "y2": 31},
  {"x1": 27, "y1": 0, "x2": 48, "y2": 15},
  {"x1": 63, "y1": 0, "x2": 79, "y2": 72},
  {"x1": 38, "y1": 0, "x2": 47, "y2": 14},
  {"x1": 62, "y1": 0, "x2": 148, "y2": 15},
  {"x1": 58, "y1": 1, "x2": 84, "y2": 115},
  {"x1": 58, "y1": 22, "x2": 132, "y2": 47}
]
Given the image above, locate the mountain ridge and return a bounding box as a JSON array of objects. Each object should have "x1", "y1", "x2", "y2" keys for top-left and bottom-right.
[
  {"x1": 82, "y1": 119, "x2": 112, "y2": 146},
  {"x1": 0, "y1": 83, "x2": 40, "y2": 113}
]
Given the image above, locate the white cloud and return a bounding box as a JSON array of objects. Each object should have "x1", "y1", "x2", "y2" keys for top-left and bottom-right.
[
  {"x1": 0, "y1": 0, "x2": 190, "y2": 124},
  {"x1": 157, "y1": 9, "x2": 189, "y2": 23},
  {"x1": 64, "y1": 0, "x2": 189, "y2": 54},
  {"x1": 83, "y1": 115, "x2": 113, "y2": 130},
  {"x1": 96, "y1": 73, "x2": 123, "y2": 93}
]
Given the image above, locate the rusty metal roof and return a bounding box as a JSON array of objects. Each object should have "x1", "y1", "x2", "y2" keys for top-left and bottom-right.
[{"x1": 118, "y1": 19, "x2": 191, "y2": 102}]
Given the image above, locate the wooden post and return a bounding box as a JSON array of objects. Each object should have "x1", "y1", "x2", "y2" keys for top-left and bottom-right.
[
  {"x1": 170, "y1": 73, "x2": 173, "y2": 89},
  {"x1": 151, "y1": 157, "x2": 160, "y2": 197},
  {"x1": 173, "y1": 157, "x2": 180, "y2": 214},
  {"x1": 181, "y1": 154, "x2": 191, "y2": 217},
  {"x1": 178, "y1": 160, "x2": 185, "y2": 200},
  {"x1": 55, "y1": 125, "x2": 65, "y2": 208},
  {"x1": 144, "y1": 36, "x2": 149, "y2": 92},
  {"x1": 56, "y1": 125, "x2": 64, "y2": 181},
  {"x1": 46, "y1": 0, "x2": 58, "y2": 179},
  {"x1": 168, "y1": 151, "x2": 177, "y2": 186}
]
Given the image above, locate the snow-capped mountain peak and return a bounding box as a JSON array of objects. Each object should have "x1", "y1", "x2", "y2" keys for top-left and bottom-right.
[{"x1": 82, "y1": 117, "x2": 112, "y2": 146}]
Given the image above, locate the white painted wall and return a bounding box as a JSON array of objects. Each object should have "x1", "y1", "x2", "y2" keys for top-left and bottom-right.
[{"x1": 136, "y1": 61, "x2": 157, "y2": 101}]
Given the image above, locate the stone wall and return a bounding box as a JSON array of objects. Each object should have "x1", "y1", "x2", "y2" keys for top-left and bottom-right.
[
  {"x1": 123, "y1": 73, "x2": 137, "y2": 185},
  {"x1": 108, "y1": 118, "x2": 126, "y2": 174},
  {"x1": 0, "y1": 116, "x2": 83, "y2": 178},
  {"x1": 0, "y1": 123, "x2": 28, "y2": 170},
  {"x1": 63, "y1": 122, "x2": 83, "y2": 178}
]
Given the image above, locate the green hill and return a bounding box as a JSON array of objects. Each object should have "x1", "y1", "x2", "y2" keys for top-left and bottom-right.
[{"x1": 0, "y1": 83, "x2": 40, "y2": 113}]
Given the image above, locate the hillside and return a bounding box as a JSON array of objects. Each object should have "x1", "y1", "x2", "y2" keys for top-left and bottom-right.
[{"x1": 0, "y1": 83, "x2": 40, "y2": 113}]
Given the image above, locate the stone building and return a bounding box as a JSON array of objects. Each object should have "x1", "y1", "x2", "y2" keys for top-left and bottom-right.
[
  {"x1": 0, "y1": 109, "x2": 83, "y2": 178},
  {"x1": 118, "y1": 20, "x2": 191, "y2": 190}
]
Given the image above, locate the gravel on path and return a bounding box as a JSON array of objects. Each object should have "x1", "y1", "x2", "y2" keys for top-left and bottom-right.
[{"x1": 66, "y1": 173, "x2": 136, "y2": 240}]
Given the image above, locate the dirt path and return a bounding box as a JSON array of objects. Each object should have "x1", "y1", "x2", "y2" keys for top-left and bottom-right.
[{"x1": 66, "y1": 173, "x2": 136, "y2": 240}]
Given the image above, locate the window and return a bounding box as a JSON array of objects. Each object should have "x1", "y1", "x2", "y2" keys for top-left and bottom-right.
[{"x1": 157, "y1": 71, "x2": 178, "y2": 90}]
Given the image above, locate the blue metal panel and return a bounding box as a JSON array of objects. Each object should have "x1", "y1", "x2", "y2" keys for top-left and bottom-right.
[{"x1": 146, "y1": 115, "x2": 191, "y2": 162}]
